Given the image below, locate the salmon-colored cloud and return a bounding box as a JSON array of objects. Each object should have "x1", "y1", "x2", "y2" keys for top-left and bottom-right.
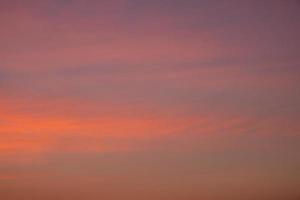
[{"x1": 1, "y1": 92, "x2": 298, "y2": 159}]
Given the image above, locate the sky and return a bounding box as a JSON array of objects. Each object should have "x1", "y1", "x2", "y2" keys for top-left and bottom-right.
[{"x1": 0, "y1": 0, "x2": 300, "y2": 199}]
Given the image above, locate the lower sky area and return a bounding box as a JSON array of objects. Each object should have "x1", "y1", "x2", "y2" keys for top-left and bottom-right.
[{"x1": 1, "y1": 1, "x2": 300, "y2": 200}]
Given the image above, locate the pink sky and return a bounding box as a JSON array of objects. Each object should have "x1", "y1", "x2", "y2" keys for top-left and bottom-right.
[{"x1": 1, "y1": 1, "x2": 300, "y2": 199}]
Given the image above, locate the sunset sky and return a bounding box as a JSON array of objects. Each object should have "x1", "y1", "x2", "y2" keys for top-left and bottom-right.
[{"x1": 1, "y1": 0, "x2": 300, "y2": 199}]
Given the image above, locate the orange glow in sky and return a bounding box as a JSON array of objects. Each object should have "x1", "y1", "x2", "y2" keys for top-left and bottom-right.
[{"x1": 1, "y1": 1, "x2": 300, "y2": 199}]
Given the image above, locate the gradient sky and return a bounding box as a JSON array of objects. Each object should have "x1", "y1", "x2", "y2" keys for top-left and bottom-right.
[{"x1": 1, "y1": 0, "x2": 300, "y2": 199}]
